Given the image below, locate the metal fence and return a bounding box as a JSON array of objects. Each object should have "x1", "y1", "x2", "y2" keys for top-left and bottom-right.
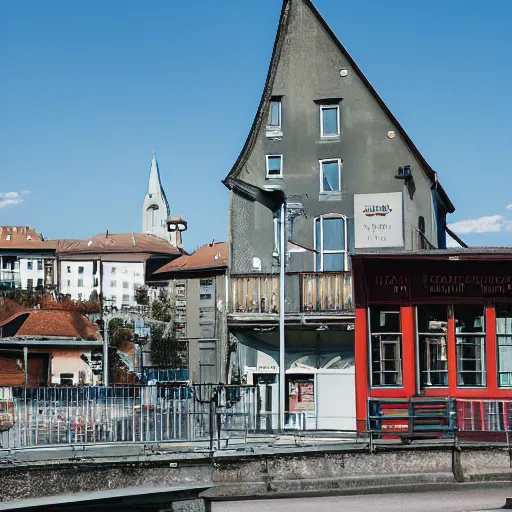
[{"x1": 0, "y1": 385, "x2": 266, "y2": 450}]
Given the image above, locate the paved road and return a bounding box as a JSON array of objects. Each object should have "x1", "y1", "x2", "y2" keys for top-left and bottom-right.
[{"x1": 213, "y1": 488, "x2": 509, "y2": 512}]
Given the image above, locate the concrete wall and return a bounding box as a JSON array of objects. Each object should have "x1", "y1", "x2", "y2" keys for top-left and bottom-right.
[
  {"x1": 0, "y1": 446, "x2": 509, "y2": 502},
  {"x1": 230, "y1": 0, "x2": 440, "y2": 279},
  {"x1": 49, "y1": 348, "x2": 97, "y2": 386}
]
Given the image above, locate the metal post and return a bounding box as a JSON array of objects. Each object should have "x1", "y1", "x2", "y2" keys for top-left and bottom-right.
[
  {"x1": 23, "y1": 345, "x2": 28, "y2": 388},
  {"x1": 103, "y1": 317, "x2": 109, "y2": 386},
  {"x1": 279, "y1": 202, "x2": 286, "y2": 432}
]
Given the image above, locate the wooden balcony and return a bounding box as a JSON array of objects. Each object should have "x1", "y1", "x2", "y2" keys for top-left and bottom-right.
[
  {"x1": 301, "y1": 272, "x2": 353, "y2": 314},
  {"x1": 230, "y1": 275, "x2": 279, "y2": 314}
]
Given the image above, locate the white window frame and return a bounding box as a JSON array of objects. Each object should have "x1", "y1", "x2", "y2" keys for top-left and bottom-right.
[
  {"x1": 266, "y1": 154, "x2": 283, "y2": 178},
  {"x1": 313, "y1": 213, "x2": 348, "y2": 271},
  {"x1": 319, "y1": 158, "x2": 342, "y2": 193},
  {"x1": 320, "y1": 104, "x2": 340, "y2": 138},
  {"x1": 267, "y1": 99, "x2": 282, "y2": 129}
]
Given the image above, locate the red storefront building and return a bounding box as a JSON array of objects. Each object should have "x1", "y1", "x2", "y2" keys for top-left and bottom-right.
[{"x1": 352, "y1": 249, "x2": 512, "y2": 433}]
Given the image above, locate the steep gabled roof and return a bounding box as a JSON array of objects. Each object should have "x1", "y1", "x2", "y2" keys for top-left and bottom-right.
[{"x1": 223, "y1": 0, "x2": 454, "y2": 213}]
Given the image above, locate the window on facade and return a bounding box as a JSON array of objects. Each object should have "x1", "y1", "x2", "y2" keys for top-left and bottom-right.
[
  {"x1": 455, "y1": 305, "x2": 486, "y2": 387},
  {"x1": 122, "y1": 281, "x2": 129, "y2": 289},
  {"x1": 314, "y1": 214, "x2": 347, "y2": 271},
  {"x1": 27, "y1": 278, "x2": 33, "y2": 288},
  {"x1": 417, "y1": 305, "x2": 448, "y2": 387},
  {"x1": 77, "y1": 293, "x2": 82, "y2": 300},
  {"x1": 122, "y1": 294, "x2": 130, "y2": 304},
  {"x1": 320, "y1": 104, "x2": 340, "y2": 137},
  {"x1": 93, "y1": 277, "x2": 99, "y2": 287},
  {"x1": 370, "y1": 307, "x2": 403, "y2": 386},
  {"x1": 110, "y1": 280, "x2": 117, "y2": 287},
  {"x1": 111, "y1": 267, "x2": 116, "y2": 275},
  {"x1": 77, "y1": 278, "x2": 84, "y2": 287},
  {"x1": 27, "y1": 261, "x2": 33, "y2": 270},
  {"x1": 37, "y1": 278, "x2": 43, "y2": 288},
  {"x1": 37, "y1": 260, "x2": 43, "y2": 271},
  {"x1": 320, "y1": 159, "x2": 342, "y2": 192},
  {"x1": 497, "y1": 305, "x2": 512, "y2": 387},
  {"x1": 66, "y1": 280, "x2": 71, "y2": 287},
  {"x1": 110, "y1": 295, "x2": 117, "y2": 302},
  {"x1": 268, "y1": 99, "x2": 281, "y2": 128},
  {"x1": 78, "y1": 266, "x2": 84, "y2": 274},
  {"x1": 67, "y1": 266, "x2": 71, "y2": 273},
  {"x1": 60, "y1": 373, "x2": 74, "y2": 386},
  {"x1": 266, "y1": 155, "x2": 283, "y2": 177}
]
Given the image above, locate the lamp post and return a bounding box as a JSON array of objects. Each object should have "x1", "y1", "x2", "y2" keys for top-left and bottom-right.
[
  {"x1": 278, "y1": 201, "x2": 286, "y2": 431},
  {"x1": 223, "y1": 178, "x2": 287, "y2": 432}
]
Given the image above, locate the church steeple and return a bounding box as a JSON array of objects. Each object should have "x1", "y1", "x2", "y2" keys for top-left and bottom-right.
[{"x1": 142, "y1": 150, "x2": 171, "y2": 242}]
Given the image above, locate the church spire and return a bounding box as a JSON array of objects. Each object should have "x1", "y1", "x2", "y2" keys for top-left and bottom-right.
[{"x1": 142, "y1": 150, "x2": 171, "y2": 242}]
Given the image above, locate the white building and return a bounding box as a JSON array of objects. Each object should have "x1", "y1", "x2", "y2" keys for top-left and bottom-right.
[
  {"x1": 57, "y1": 232, "x2": 181, "y2": 307},
  {"x1": 0, "y1": 226, "x2": 57, "y2": 290}
]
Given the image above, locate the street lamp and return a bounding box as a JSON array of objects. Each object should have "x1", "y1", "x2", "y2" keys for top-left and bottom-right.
[{"x1": 224, "y1": 178, "x2": 287, "y2": 431}]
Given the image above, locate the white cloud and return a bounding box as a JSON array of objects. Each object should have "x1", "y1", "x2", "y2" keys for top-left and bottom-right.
[
  {"x1": 0, "y1": 191, "x2": 31, "y2": 209},
  {"x1": 506, "y1": 203, "x2": 512, "y2": 210},
  {"x1": 446, "y1": 236, "x2": 462, "y2": 248},
  {"x1": 447, "y1": 215, "x2": 506, "y2": 234}
]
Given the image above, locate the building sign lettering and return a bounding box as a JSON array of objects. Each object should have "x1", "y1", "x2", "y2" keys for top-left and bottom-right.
[{"x1": 354, "y1": 193, "x2": 404, "y2": 249}]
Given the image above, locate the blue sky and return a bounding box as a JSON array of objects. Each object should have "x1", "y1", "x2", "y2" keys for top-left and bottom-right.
[{"x1": 2, "y1": 0, "x2": 511, "y2": 251}]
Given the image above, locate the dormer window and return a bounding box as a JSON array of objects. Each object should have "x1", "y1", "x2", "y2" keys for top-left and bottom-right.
[{"x1": 6, "y1": 235, "x2": 11, "y2": 241}]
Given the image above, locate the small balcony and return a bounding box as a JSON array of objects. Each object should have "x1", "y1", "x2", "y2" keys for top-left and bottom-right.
[
  {"x1": 300, "y1": 272, "x2": 353, "y2": 314},
  {"x1": 229, "y1": 272, "x2": 353, "y2": 317}
]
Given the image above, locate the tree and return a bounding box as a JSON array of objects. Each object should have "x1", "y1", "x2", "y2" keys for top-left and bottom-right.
[
  {"x1": 151, "y1": 298, "x2": 173, "y2": 323},
  {"x1": 150, "y1": 324, "x2": 186, "y2": 368},
  {"x1": 134, "y1": 286, "x2": 149, "y2": 305}
]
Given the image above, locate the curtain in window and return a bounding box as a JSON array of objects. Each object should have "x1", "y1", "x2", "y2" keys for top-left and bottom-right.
[{"x1": 322, "y1": 161, "x2": 340, "y2": 191}]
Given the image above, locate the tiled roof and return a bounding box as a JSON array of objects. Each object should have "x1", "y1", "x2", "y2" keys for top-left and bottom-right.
[
  {"x1": 0, "y1": 226, "x2": 57, "y2": 250},
  {"x1": 57, "y1": 232, "x2": 182, "y2": 256},
  {"x1": 0, "y1": 299, "x2": 25, "y2": 323},
  {"x1": 153, "y1": 242, "x2": 227, "y2": 274},
  {"x1": 0, "y1": 310, "x2": 101, "y2": 341}
]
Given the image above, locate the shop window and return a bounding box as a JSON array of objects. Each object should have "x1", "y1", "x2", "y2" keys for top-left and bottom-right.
[
  {"x1": 370, "y1": 307, "x2": 403, "y2": 386},
  {"x1": 417, "y1": 305, "x2": 448, "y2": 387},
  {"x1": 497, "y1": 305, "x2": 512, "y2": 387},
  {"x1": 455, "y1": 305, "x2": 486, "y2": 387}
]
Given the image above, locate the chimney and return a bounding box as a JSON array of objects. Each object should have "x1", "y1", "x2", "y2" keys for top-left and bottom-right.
[{"x1": 106, "y1": 229, "x2": 109, "y2": 238}]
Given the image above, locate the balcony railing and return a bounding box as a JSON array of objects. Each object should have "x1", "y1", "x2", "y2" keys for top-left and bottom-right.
[
  {"x1": 231, "y1": 275, "x2": 279, "y2": 314},
  {"x1": 301, "y1": 272, "x2": 353, "y2": 314}
]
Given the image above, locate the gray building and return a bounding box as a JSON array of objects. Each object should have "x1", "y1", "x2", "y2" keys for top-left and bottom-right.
[
  {"x1": 151, "y1": 242, "x2": 228, "y2": 385},
  {"x1": 223, "y1": 0, "x2": 455, "y2": 430}
]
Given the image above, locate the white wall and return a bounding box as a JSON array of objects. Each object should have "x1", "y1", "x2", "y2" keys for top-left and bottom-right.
[
  {"x1": 19, "y1": 258, "x2": 47, "y2": 288},
  {"x1": 60, "y1": 261, "x2": 97, "y2": 301},
  {"x1": 102, "y1": 261, "x2": 145, "y2": 309},
  {"x1": 59, "y1": 260, "x2": 145, "y2": 308}
]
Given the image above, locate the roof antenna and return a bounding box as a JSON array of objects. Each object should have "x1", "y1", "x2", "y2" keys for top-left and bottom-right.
[
  {"x1": 105, "y1": 228, "x2": 109, "y2": 237},
  {"x1": 209, "y1": 239, "x2": 215, "y2": 247},
  {"x1": 152, "y1": 148, "x2": 156, "y2": 159}
]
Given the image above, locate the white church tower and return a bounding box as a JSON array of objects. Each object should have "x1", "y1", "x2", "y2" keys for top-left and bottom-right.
[{"x1": 142, "y1": 150, "x2": 171, "y2": 242}]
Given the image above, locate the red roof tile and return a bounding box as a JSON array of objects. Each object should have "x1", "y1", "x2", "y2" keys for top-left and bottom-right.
[
  {"x1": 0, "y1": 226, "x2": 57, "y2": 250},
  {"x1": 0, "y1": 310, "x2": 101, "y2": 341},
  {"x1": 57, "y1": 232, "x2": 182, "y2": 256},
  {"x1": 153, "y1": 242, "x2": 227, "y2": 274}
]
